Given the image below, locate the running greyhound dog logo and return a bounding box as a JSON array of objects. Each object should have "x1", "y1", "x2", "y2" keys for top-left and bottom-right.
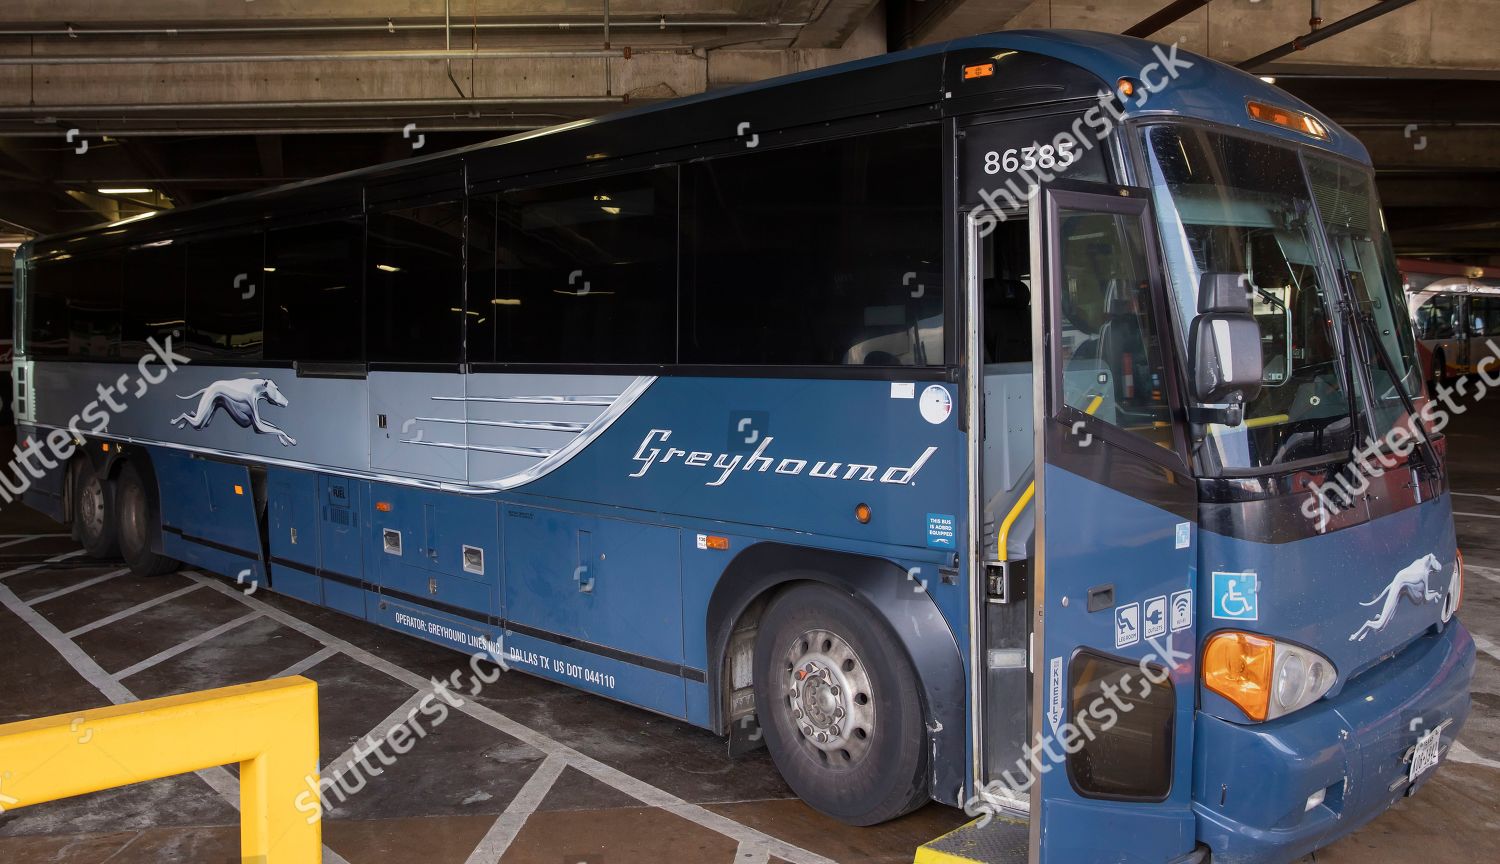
[
  {"x1": 1349, "y1": 553, "x2": 1445, "y2": 642},
  {"x1": 171, "y1": 378, "x2": 297, "y2": 446}
]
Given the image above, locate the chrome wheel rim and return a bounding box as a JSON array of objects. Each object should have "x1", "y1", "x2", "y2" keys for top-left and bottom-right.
[
  {"x1": 782, "y1": 627, "x2": 875, "y2": 767},
  {"x1": 79, "y1": 477, "x2": 105, "y2": 537}
]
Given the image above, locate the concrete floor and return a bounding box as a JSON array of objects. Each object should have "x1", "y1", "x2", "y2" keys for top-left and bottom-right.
[{"x1": 0, "y1": 397, "x2": 1497, "y2": 864}]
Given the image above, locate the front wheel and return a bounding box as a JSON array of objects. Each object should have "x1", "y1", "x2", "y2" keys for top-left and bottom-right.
[
  {"x1": 115, "y1": 461, "x2": 179, "y2": 577},
  {"x1": 753, "y1": 582, "x2": 929, "y2": 826}
]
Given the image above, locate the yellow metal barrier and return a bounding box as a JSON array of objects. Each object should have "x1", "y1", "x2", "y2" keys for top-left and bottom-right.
[{"x1": 0, "y1": 676, "x2": 320, "y2": 863}]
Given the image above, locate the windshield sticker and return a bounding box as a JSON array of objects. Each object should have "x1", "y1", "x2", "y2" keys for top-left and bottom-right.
[
  {"x1": 1349, "y1": 554, "x2": 1451, "y2": 642},
  {"x1": 1211, "y1": 572, "x2": 1259, "y2": 621},
  {"x1": 1175, "y1": 522, "x2": 1191, "y2": 549}
]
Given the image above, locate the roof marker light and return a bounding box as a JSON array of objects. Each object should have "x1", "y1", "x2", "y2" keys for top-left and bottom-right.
[{"x1": 1246, "y1": 100, "x2": 1329, "y2": 140}]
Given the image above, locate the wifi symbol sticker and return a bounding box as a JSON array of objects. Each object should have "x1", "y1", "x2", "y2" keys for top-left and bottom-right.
[{"x1": 1169, "y1": 589, "x2": 1194, "y2": 632}]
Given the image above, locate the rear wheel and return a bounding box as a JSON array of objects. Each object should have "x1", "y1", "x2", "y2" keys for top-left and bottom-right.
[
  {"x1": 753, "y1": 582, "x2": 929, "y2": 826},
  {"x1": 71, "y1": 460, "x2": 118, "y2": 558},
  {"x1": 115, "y1": 461, "x2": 179, "y2": 577}
]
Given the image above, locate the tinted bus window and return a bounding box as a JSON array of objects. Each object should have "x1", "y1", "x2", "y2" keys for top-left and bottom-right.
[
  {"x1": 682, "y1": 126, "x2": 943, "y2": 366},
  {"x1": 465, "y1": 195, "x2": 498, "y2": 363},
  {"x1": 184, "y1": 233, "x2": 264, "y2": 360},
  {"x1": 25, "y1": 258, "x2": 69, "y2": 357},
  {"x1": 266, "y1": 218, "x2": 364, "y2": 363},
  {"x1": 492, "y1": 169, "x2": 676, "y2": 365},
  {"x1": 123, "y1": 242, "x2": 186, "y2": 358},
  {"x1": 1414, "y1": 293, "x2": 1457, "y2": 339},
  {"x1": 67, "y1": 250, "x2": 123, "y2": 359},
  {"x1": 366, "y1": 202, "x2": 463, "y2": 364},
  {"x1": 1472, "y1": 295, "x2": 1500, "y2": 337}
]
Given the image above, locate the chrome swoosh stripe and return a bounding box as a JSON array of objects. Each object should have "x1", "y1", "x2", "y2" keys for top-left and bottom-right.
[
  {"x1": 402, "y1": 439, "x2": 557, "y2": 458},
  {"x1": 430, "y1": 395, "x2": 618, "y2": 406},
  {"x1": 413, "y1": 416, "x2": 589, "y2": 433}
]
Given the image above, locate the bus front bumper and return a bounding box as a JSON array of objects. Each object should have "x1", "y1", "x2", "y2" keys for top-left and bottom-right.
[{"x1": 1190, "y1": 620, "x2": 1475, "y2": 864}]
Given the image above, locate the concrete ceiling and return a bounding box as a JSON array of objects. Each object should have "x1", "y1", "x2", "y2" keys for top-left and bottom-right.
[{"x1": 0, "y1": 0, "x2": 1496, "y2": 263}]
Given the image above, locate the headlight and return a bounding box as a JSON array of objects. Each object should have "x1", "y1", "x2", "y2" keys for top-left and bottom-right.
[{"x1": 1204, "y1": 631, "x2": 1336, "y2": 721}]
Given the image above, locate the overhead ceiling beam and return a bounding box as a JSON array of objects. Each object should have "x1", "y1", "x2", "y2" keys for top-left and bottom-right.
[
  {"x1": 0, "y1": 48, "x2": 680, "y2": 65},
  {"x1": 0, "y1": 17, "x2": 807, "y2": 38},
  {"x1": 1123, "y1": 0, "x2": 1213, "y2": 38},
  {"x1": 1237, "y1": 0, "x2": 1423, "y2": 71}
]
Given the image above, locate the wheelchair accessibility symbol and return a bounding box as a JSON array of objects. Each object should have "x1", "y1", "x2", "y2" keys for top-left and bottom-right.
[{"x1": 1212, "y1": 572, "x2": 1258, "y2": 621}]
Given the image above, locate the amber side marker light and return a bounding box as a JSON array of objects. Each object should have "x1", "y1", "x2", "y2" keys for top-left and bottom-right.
[
  {"x1": 963, "y1": 62, "x2": 995, "y2": 80},
  {"x1": 1246, "y1": 100, "x2": 1329, "y2": 140},
  {"x1": 375, "y1": 501, "x2": 393, "y2": 512},
  {"x1": 855, "y1": 503, "x2": 872, "y2": 524},
  {"x1": 703, "y1": 535, "x2": 730, "y2": 551}
]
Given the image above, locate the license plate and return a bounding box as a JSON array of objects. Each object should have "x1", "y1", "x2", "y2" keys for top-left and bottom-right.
[{"x1": 1408, "y1": 727, "x2": 1443, "y2": 785}]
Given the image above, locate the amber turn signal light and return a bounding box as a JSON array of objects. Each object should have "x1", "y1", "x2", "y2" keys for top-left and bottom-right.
[{"x1": 1203, "y1": 631, "x2": 1274, "y2": 721}]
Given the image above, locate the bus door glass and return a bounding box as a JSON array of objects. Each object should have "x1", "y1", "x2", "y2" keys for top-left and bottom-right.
[
  {"x1": 1410, "y1": 287, "x2": 1463, "y2": 381},
  {"x1": 1467, "y1": 286, "x2": 1500, "y2": 372},
  {"x1": 959, "y1": 108, "x2": 1110, "y2": 809},
  {"x1": 1028, "y1": 183, "x2": 1199, "y2": 864}
]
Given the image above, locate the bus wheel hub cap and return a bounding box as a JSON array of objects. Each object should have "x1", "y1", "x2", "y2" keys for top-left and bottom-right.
[{"x1": 785, "y1": 629, "x2": 874, "y2": 760}]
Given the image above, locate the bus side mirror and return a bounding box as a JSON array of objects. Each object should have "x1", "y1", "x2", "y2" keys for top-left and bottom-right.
[{"x1": 1188, "y1": 272, "x2": 1263, "y2": 426}]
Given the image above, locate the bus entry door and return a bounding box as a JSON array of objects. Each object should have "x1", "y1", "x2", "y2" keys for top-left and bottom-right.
[{"x1": 1028, "y1": 182, "x2": 1200, "y2": 864}]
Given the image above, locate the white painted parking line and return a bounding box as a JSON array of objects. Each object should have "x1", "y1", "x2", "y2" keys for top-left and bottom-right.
[
  {"x1": 735, "y1": 842, "x2": 773, "y2": 864},
  {"x1": 63, "y1": 583, "x2": 203, "y2": 638},
  {"x1": 1470, "y1": 632, "x2": 1500, "y2": 665},
  {"x1": 25, "y1": 568, "x2": 129, "y2": 606},
  {"x1": 0, "y1": 532, "x2": 69, "y2": 538},
  {"x1": 186, "y1": 572, "x2": 838, "y2": 864},
  {"x1": 1449, "y1": 741, "x2": 1500, "y2": 770},
  {"x1": 1454, "y1": 510, "x2": 1500, "y2": 520},
  {"x1": 323, "y1": 690, "x2": 428, "y2": 780},
  {"x1": 113, "y1": 611, "x2": 262, "y2": 681},
  {"x1": 1467, "y1": 563, "x2": 1500, "y2": 586},
  {"x1": 0, "y1": 549, "x2": 85, "y2": 581},
  {"x1": 1453, "y1": 491, "x2": 1500, "y2": 503},
  {"x1": 273, "y1": 645, "x2": 339, "y2": 680},
  {"x1": 0, "y1": 534, "x2": 47, "y2": 550},
  {"x1": 0, "y1": 554, "x2": 354, "y2": 864},
  {"x1": 462, "y1": 753, "x2": 567, "y2": 864}
]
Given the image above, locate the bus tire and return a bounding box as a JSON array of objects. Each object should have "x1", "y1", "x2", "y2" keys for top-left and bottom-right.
[
  {"x1": 753, "y1": 582, "x2": 929, "y2": 826},
  {"x1": 71, "y1": 459, "x2": 118, "y2": 559},
  {"x1": 115, "y1": 461, "x2": 179, "y2": 577}
]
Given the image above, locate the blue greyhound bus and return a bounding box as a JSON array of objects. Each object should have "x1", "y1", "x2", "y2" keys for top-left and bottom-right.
[{"x1": 11, "y1": 29, "x2": 1474, "y2": 864}]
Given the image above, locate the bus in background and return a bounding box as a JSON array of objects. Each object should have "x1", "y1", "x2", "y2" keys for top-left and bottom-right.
[
  {"x1": 0, "y1": 266, "x2": 12, "y2": 424},
  {"x1": 11, "y1": 30, "x2": 1474, "y2": 864},
  {"x1": 1402, "y1": 258, "x2": 1500, "y2": 386}
]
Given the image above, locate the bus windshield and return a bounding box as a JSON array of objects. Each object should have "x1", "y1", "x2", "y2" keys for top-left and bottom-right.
[
  {"x1": 1144, "y1": 125, "x2": 1357, "y2": 470},
  {"x1": 1304, "y1": 155, "x2": 1425, "y2": 437}
]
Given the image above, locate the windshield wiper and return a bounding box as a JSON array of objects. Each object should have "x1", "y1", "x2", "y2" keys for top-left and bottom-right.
[
  {"x1": 1324, "y1": 232, "x2": 1440, "y2": 477},
  {"x1": 1351, "y1": 300, "x2": 1441, "y2": 476}
]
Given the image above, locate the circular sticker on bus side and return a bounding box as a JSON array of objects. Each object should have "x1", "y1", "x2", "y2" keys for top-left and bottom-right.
[{"x1": 919, "y1": 385, "x2": 952, "y2": 425}]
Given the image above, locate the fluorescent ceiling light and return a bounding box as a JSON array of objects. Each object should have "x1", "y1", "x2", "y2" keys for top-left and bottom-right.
[
  {"x1": 98, "y1": 187, "x2": 153, "y2": 195},
  {"x1": 376, "y1": 263, "x2": 400, "y2": 272}
]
